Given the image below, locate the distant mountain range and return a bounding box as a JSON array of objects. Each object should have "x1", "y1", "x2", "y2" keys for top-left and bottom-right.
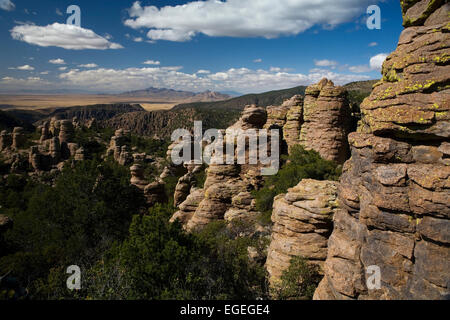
[{"x1": 118, "y1": 87, "x2": 231, "y2": 102}]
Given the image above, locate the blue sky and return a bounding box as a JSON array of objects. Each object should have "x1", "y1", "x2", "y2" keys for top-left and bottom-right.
[{"x1": 0, "y1": 0, "x2": 403, "y2": 94}]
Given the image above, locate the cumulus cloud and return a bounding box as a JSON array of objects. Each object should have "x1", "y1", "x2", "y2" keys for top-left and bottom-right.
[
  {"x1": 369, "y1": 53, "x2": 388, "y2": 71},
  {"x1": 58, "y1": 65, "x2": 370, "y2": 94},
  {"x1": 0, "y1": 76, "x2": 51, "y2": 92},
  {"x1": 124, "y1": 0, "x2": 378, "y2": 42},
  {"x1": 348, "y1": 65, "x2": 372, "y2": 73},
  {"x1": 368, "y1": 42, "x2": 378, "y2": 47},
  {"x1": 11, "y1": 23, "x2": 124, "y2": 50},
  {"x1": 143, "y1": 60, "x2": 160, "y2": 65},
  {"x1": 314, "y1": 59, "x2": 338, "y2": 68},
  {"x1": 49, "y1": 58, "x2": 66, "y2": 65},
  {"x1": 9, "y1": 64, "x2": 35, "y2": 71},
  {"x1": 143, "y1": 60, "x2": 160, "y2": 66},
  {"x1": 79, "y1": 63, "x2": 98, "y2": 68},
  {"x1": 196, "y1": 70, "x2": 210, "y2": 74},
  {"x1": 253, "y1": 59, "x2": 262, "y2": 63},
  {"x1": 0, "y1": 0, "x2": 15, "y2": 11},
  {"x1": 58, "y1": 67, "x2": 67, "y2": 71}
]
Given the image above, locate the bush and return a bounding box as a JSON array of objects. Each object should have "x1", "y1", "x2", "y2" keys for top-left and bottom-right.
[
  {"x1": 272, "y1": 256, "x2": 322, "y2": 300},
  {"x1": 253, "y1": 145, "x2": 341, "y2": 224},
  {"x1": 0, "y1": 159, "x2": 145, "y2": 299}
]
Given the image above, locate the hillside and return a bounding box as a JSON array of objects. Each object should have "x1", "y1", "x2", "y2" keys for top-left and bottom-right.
[
  {"x1": 172, "y1": 85, "x2": 308, "y2": 111},
  {"x1": 101, "y1": 107, "x2": 241, "y2": 139},
  {"x1": 0, "y1": 110, "x2": 35, "y2": 132},
  {"x1": 119, "y1": 87, "x2": 230, "y2": 102}
]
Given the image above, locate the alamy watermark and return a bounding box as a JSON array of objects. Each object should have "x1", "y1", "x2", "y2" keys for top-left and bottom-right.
[
  {"x1": 367, "y1": 5, "x2": 381, "y2": 30},
  {"x1": 66, "y1": 265, "x2": 81, "y2": 290},
  {"x1": 366, "y1": 265, "x2": 381, "y2": 290},
  {"x1": 170, "y1": 121, "x2": 280, "y2": 176},
  {"x1": 66, "y1": 5, "x2": 81, "y2": 27}
]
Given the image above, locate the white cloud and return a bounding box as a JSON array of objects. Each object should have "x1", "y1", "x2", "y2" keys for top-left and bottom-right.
[
  {"x1": 79, "y1": 63, "x2": 98, "y2": 68},
  {"x1": 253, "y1": 58, "x2": 262, "y2": 63},
  {"x1": 124, "y1": 0, "x2": 378, "y2": 42},
  {"x1": 58, "y1": 67, "x2": 67, "y2": 71},
  {"x1": 196, "y1": 70, "x2": 210, "y2": 74},
  {"x1": 9, "y1": 64, "x2": 35, "y2": 71},
  {"x1": 133, "y1": 37, "x2": 143, "y2": 42},
  {"x1": 56, "y1": 8, "x2": 63, "y2": 16},
  {"x1": 347, "y1": 53, "x2": 388, "y2": 73},
  {"x1": 0, "y1": 76, "x2": 50, "y2": 90},
  {"x1": 348, "y1": 65, "x2": 372, "y2": 73},
  {"x1": 58, "y1": 65, "x2": 370, "y2": 94},
  {"x1": 49, "y1": 58, "x2": 66, "y2": 65},
  {"x1": 143, "y1": 60, "x2": 160, "y2": 65},
  {"x1": 40, "y1": 71, "x2": 50, "y2": 75},
  {"x1": 370, "y1": 53, "x2": 388, "y2": 71},
  {"x1": 11, "y1": 23, "x2": 124, "y2": 50},
  {"x1": 314, "y1": 59, "x2": 338, "y2": 67},
  {"x1": 368, "y1": 42, "x2": 378, "y2": 47},
  {"x1": 0, "y1": 0, "x2": 15, "y2": 11}
]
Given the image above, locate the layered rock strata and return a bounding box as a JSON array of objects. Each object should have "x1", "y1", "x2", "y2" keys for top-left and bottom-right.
[
  {"x1": 315, "y1": 0, "x2": 450, "y2": 300},
  {"x1": 266, "y1": 179, "x2": 339, "y2": 285}
]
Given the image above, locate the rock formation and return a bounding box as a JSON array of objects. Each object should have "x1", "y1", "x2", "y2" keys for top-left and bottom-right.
[
  {"x1": 172, "y1": 105, "x2": 269, "y2": 231},
  {"x1": 0, "y1": 130, "x2": 12, "y2": 151},
  {"x1": 315, "y1": 0, "x2": 449, "y2": 300},
  {"x1": 106, "y1": 129, "x2": 133, "y2": 166},
  {"x1": 12, "y1": 127, "x2": 26, "y2": 150},
  {"x1": 282, "y1": 95, "x2": 304, "y2": 152},
  {"x1": 170, "y1": 188, "x2": 205, "y2": 226},
  {"x1": 264, "y1": 81, "x2": 352, "y2": 163},
  {"x1": 300, "y1": 79, "x2": 351, "y2": 164},
  {"x1": 266, "y1": 179, "x2": 339, "y2": 285}
]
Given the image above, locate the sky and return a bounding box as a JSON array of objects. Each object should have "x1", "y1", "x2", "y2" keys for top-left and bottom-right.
[{"x1": 0, "y1": 0, "x2": 404, "y2": 94}]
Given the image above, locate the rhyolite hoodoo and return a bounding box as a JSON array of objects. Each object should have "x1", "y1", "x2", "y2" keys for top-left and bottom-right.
[{"x1": 314, "y1": 0, "x2": 449, "y2": 300}]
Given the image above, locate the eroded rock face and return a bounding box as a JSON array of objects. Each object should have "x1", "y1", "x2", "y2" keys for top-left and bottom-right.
[
  {"x1": 107, "y1": 129, "x2": 133, "y2": 165},
  {"x1": 315, "y1": 1, "x2": 450, "y2": 300},
  {"x1": 300, "y1": 79, "x2": 351, "y2": 164},
  {"x1": 176, "y1": 105, "x2": 270, "y2": 231},
  {"x1": 12, "y1": 127, "x2": 27, "y2": 150},
  {"x1": 0, "y1": 130, "x2": 12, "y2": 151},
  {"x1": 265, "y1": 81, "x2": 352, "y2": 163},
  {"x1": 282, "y1": 95, "x2": 304, "y2": 152},
  {"x1": 170, "y1": 188, "x2": 205, "y2": 226},
  {"x1": 266, "y1": 179, "x2": 339, "y2": 285}
]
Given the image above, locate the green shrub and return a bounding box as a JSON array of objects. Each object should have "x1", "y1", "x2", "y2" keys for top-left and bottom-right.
[
  {"x1": 253, "y1": 145, "x2": 341, "y2": 224},
  {"x1": 272, "y1": 256, "x2": 322, "y2": 300}
]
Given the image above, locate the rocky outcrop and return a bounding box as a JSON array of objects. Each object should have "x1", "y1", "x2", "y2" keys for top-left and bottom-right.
[
  {"x1": 12, "y1": 127, "x2": 26, "y2": 150},
  {"x1": 0, "y1": 130, "x2": 12, "y2": 151},
  {"x1": 266, "y1": 179, "x2": 339, "y2": 285},
  {"x1": 282, "y1": 95, "x2": 304, "y2": 152},
  {"x1": 106, "y1": 129, "x2": 133, "y2": 165},
  {"x1": 315, "y1": 0, "x2": 449, "y2": 300},
  {"x1": 300, "y1": 79, "x2": 351, "y2": 164},
  {"x1": 265, "y1": 81, "x2": 352, "y2": 163},
  {"x1": 170, "y1": 188, "x2": 205, "y2": 226},
  {"x1": 173, "y1": 105, "x2": 269, "y2": 231}
]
